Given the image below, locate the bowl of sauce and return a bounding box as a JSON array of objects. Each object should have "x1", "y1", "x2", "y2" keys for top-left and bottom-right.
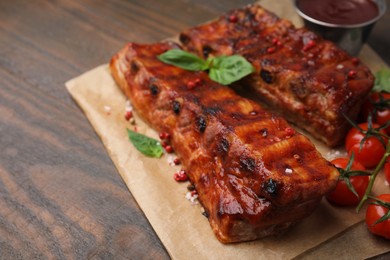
[{"x1": 294, "y1": 0, "x2": 386, "y2": 56}]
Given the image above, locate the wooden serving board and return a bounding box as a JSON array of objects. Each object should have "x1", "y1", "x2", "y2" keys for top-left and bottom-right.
[{"x1": 66, "y1": 0, "x2": 390, "y2": 259}]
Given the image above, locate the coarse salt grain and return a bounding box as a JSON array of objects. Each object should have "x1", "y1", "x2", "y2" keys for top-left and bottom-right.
[
  {"x1": 185, "y1": 191, "x2": 199, "y2": 205},
  {"x1": 167, "y1": 155, "x2": 175, "y2": 166},
  {"x1": 325, "y1": 149, "x2": 347, "y2": 161},
  {"x1": 336, "y1": 64, "x2": 344, "y2": 70},
  {"x1": 104, "y1": 105, "x2": 111, "y2": 114},
  {"x1": 285, "y1": 168, "x2": 293, "y2": 174}
]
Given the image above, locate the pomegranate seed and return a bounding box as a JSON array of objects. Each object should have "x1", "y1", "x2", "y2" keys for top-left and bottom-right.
[
  {"x1": 272, "y1": 38, "x2": 279, "y2": 45},
  {"x1": 173, "y1": 158, "x2": 181, "y2": 165},
  {"x1": 229, "y1": 15, "x2": 238, "y2": 23},
  {"x1": 165, "y1": 145, "x2": 173, "y2": 153},
  {"x1": 125, "y1": 111, "x2": 133, "y2": 121},
  {"x1": 267, "y1": 47, "x2": 276, "y2": 54},
  {"x1": 187, "y1": 80, "x2": 196, "y2": 89},
  {"x1": 348, "y1": 70, "x2": 357, "y2": 78},
  {"x1": 285, "y1": 127, "x2": 295, "y2": 136},
  {"x1": 174, "y1": 170, "x2": 188, "y2": 182}
]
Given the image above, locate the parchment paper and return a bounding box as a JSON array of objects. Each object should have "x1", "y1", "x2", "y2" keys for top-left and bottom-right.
[{"x1": 65, "y1": 0, "x2": 390, "y2": 259}]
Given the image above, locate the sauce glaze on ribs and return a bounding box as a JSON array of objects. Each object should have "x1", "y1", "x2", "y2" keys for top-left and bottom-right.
[
  {"x1": 110, "y1": 42, "x2": 339, "y2": 243},
  {"x1": 179, "y1": 4, "x2": 375, "y2": 147}
]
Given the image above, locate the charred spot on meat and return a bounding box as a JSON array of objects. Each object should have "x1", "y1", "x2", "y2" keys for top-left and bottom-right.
[
  {"x1": 263, "y1": 178, "x2": 278, "y2": 196},
  {"x1": 217, "y1": 138, "x2": 230, "y2": 153},
  {"x1": 172, "y1": 100, "x2": 181, "y2": 114},
  {"x1": 260, "y1": 69, "x2": 274, "y2": 84},
  {"x1": 149, "y1": 84, "x2": 159, "y2": 96},
  {"x1": 240, "y1": 157, "x2": 256, "y2": 172},
  {"x1": 196, "y1": 115, "x2": 207, "y2": 132},
  {"x1": 202, "y1": 45, "x2": 213, "y2": 58},
  {"x1": 131, "y1": 61, "x2": 139, "y2": 74},
  {"x1": 179, "y1": 33, "x2": 190, "y2": 45}
]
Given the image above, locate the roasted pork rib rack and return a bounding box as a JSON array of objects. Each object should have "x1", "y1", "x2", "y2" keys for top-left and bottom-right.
[
  {"x1": 110, "y1": 42, "x2": 338, "y2": 243},
  {"x1": 179, "y1": 4, "x2": 374, "y2": 147}
]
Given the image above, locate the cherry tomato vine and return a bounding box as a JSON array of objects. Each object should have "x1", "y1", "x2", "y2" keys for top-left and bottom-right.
[{"x1": 331, "y1": 68, "x2": 390, "y2": 239}]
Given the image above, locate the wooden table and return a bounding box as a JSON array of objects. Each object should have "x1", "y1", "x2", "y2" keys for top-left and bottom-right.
[{"x1": 0, "y1": 0, "x2": 389, "y2": 258}]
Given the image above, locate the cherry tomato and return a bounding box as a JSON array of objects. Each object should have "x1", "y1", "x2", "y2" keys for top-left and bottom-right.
[
  {"x1": 326, "y1": 158, "x2": 369, "y2": 206},
  {"x1": 345, "y1": 122, "x2": 387, "y2": 168},
  {"x1": 360, "y1": 92, "x2": 390, "y2": 134},
  {"x1": 365, "y1": 194, "x2": 390, "y2": 239},
  {"x1": 385, "y1": 161, "x2": 390, "y2": 184}
]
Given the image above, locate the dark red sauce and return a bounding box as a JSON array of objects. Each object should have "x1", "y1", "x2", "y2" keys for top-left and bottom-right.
[{"x1": 297, "y1": 0, "x2": 379, "y2": 25}]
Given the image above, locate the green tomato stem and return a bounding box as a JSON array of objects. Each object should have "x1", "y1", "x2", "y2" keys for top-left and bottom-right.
[{"x1": 356, "y1": 139, "x2": 390, "y2": 212}]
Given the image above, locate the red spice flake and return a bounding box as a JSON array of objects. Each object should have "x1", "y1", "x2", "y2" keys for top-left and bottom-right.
[
  {"x1": 352, "y1": 57, "x2": 360, "y2": 66},
  {"x1": 173, "y1": 158, "x2": 181, "y2": 165},
  {"x1": 228, "y1": 15, "x2": 238, "y2": 23},
  {"x1": 285, "y1": 127, "x2": 295, "y2": 136},
  {"x1": 187, "y1": 80, "x2": 196, "y2": 89},
  {"x1": 267, "y1": 47, "x2": 276, "y2": 54},
  {"x1": 302, "y1": 40, "x2": 316, "y2": 51},
  {"x1": 174, "y1": 170, "x2": 188, "y2": 182},
  {"x1": 348, "y1": 70, "x2": 357, "y2": 78},
  {"x1": 191, "y1": 190, "x2": 198, "y2": 196},
  {"x1": 165, "y1": 145, "x2": 174, "y2": 153},
  {"x1": 125, "y1": 110, "x2": 133, "y2": 121}
]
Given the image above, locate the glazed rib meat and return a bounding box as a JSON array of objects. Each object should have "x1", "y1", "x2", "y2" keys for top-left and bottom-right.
[
  {"x1": 179, "y1": 4, "x2": 375, "y2": 147},
  {"x1": 110, "y1": 42, "x2": 338, "y2": 243}
]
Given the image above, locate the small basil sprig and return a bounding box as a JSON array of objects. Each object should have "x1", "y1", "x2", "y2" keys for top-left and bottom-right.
[
  {"x1": 127, "y1": 129, "x2": 163, "y2": 158},
  {"x1": 372, "y1": 68, "x2": 390, "y2": 93},
  {"x1": 158, "y1": 49, "x2": 254, "y2": 85}
]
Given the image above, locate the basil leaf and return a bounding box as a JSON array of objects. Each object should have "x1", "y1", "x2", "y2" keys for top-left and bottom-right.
[
  {"x1": 127, "y1": 129, "x2": 163, "y2": 158},
  {"x1": 158, "y1": 49, "x2": 208, "y2": 71},
  {"x1": 209, "y1": 55, "x2": 255, "y2": 85},
  {"x1": 373, "y1": 68, "x2": 390, "y2": 93}
]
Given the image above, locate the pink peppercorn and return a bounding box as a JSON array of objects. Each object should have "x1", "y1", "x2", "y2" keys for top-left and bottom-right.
[
  {"x1": 267, "y1": 47, "x2": 276, "y2": 54},
  {"x1": 285, "y1": 127, "x2": 295, "y2": 136},
  {"x1": 125, "y1": 111, "x2": 133, "y2": 121},
  {"x1": 187, "y1": 80, "x2": 196, "y2": 89},
  {"x1": 165, "y1": 145, "x2": 173, "y2": 153},
  {"x1": 173, "y1": 158, "x2": 181, "y2": 165},
  {"x1": 348, "y1": 70, "x2": 357, "y2": 78},
  {"x1": 174, "y1": 170, "x2": 188, "y2": 182},
  {"x1": 229, "y1": 15, "x2": 238, "y2": 23},
  {"x1": 302, "y1": 40, "x2": 316, "y2": 51}
]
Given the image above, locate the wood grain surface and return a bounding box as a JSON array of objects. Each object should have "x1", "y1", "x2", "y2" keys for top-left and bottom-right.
[{"x1": 0, "y1": 0, "x2": 389, "y2": 259}]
